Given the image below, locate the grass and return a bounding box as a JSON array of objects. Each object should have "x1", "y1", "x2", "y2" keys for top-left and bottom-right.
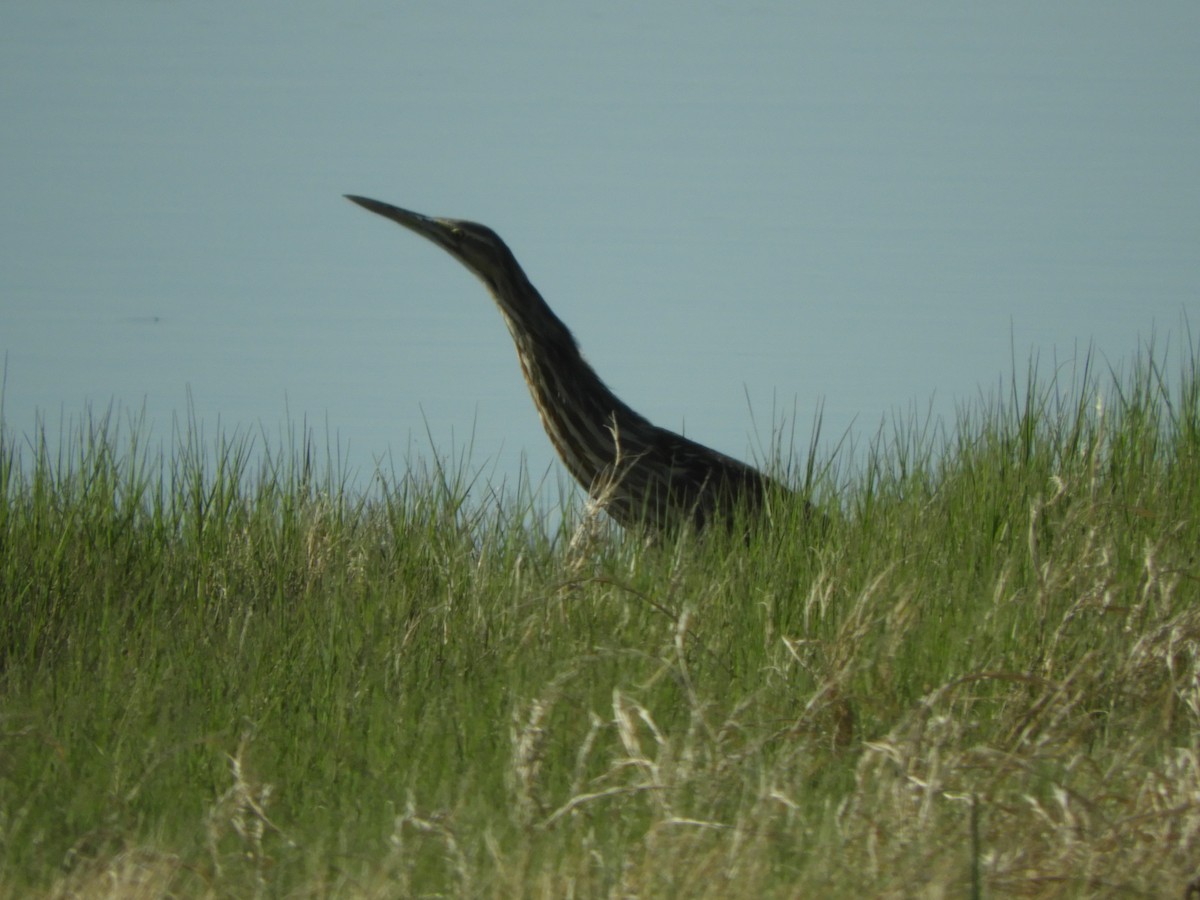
[{"x1": 1, "y1": 341, "x2": 1198, "y2": 898}]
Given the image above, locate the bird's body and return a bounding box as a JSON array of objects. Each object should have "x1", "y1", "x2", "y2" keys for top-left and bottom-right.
[{"x1": 346, "y1": 195, "x2": 785, "y2": 533}]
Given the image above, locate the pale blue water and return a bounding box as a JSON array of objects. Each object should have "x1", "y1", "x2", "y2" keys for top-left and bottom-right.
[{"x1": 2, "y1": 2, "x2": 1198, "y2": 502}]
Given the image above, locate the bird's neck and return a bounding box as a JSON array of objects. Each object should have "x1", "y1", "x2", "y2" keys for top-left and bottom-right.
[{"x1": 487, "y1": 277, "x2": 653, "y2": 490}]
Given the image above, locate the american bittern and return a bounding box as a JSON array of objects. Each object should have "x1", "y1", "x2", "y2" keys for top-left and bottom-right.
[{"x1": 347, "y1": 195, "x2": 787, "y2": 532}]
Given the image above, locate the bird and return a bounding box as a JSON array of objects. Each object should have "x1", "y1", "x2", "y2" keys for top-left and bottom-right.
[{"x1": 346, "y1": 195, "x2": 789, "y2": 533}]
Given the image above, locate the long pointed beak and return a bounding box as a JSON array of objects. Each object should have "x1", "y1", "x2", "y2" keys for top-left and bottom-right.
[
  {"x1": 346, "y1": 194, "x2": 434, "y2": 229},
  {"x1": 344, "y1": 194, "x2": 458, "y2": 248},
  {"x1": 345, "y1": 194, "x2": 499, "y2": 285}
]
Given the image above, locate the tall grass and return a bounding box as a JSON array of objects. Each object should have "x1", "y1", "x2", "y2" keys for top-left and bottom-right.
[{"x1": 1, "y1": 342, "x2": 1198, "y2": 898}]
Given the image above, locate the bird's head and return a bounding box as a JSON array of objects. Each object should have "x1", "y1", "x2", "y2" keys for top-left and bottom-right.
[{"x1": 345, "y1": 195, "x2": 518, "y2": 286}]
